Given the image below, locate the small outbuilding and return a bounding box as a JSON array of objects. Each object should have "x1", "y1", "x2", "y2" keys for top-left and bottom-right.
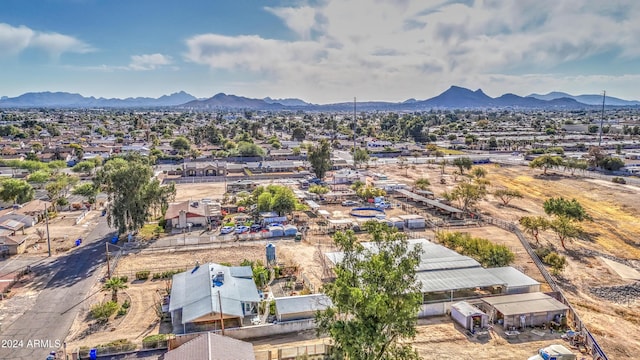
[
  {"x1": 398, "y1": 214, "x2": 426, "y2": 229},
  {"x1": 274, "y1": 294, "x2": 332, "y2": 322},
  {"x1": 450, "y1": 301, "x2": 488, "y2": 331},
  {"x1": 481, "y1": 292, "x2": 569, "y2": 329}
]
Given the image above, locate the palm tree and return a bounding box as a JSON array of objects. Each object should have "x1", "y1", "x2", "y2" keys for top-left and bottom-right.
[{"x1": 103, "y1": 277, "x2": 128, "y2": 303}]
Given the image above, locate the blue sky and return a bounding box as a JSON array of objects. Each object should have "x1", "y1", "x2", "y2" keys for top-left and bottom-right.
[{"x1": 1, "y1": 0, "x2": 640, "y2": 103}]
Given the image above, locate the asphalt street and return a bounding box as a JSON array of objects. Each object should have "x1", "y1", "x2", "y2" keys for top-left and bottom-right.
[{"x1": 0, "y1": 217, "x2": 114, "y2": 360}]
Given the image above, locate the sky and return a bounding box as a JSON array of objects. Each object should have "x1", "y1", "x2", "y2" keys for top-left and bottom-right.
[{"x1": 1, "y1": 0, "x2": 640, "y2": 103}]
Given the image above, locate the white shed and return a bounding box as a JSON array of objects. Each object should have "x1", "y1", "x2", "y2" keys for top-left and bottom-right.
[
  {"x1": 450, "y1": 301, "x2": 488, "y2": 331},
  {"x1": 398, "y1": 214, "x2": 426, "y2": 229}
]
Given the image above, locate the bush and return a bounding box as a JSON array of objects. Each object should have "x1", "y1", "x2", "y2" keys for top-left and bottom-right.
[
  {"x1": 269, "y1": 300, "x2": 276, "y2": 316},
  {"x1": 543, "y1": 252, "x2": 567, "y2": 275},
  {"x1": 91, "y1": 301, "x2": 118, "y2": 321},
  {"x1": 612, "y1": 177, "x2": 626, "y2": 184},
  {"x1": 117, "y1": 306, "x2": 128, "y2": 316},
  {"x1": 534, "y1": 246, "x2": 553, "y2": 260},
  {"x1": 121, "y1": 300, "x2": 130, "y2": 309},
  {"x1": 136, "y1": 271, "x2": 150, "y2": 280},
  {"x1": 436, "y1": 231, "x2": 515, "y2": 267},
  {"x1": 152, "y1": 269, "x2": 184, "y2": 280},
  {"x1": 142, "y1": 334, "x2": 172, "y2": 349},
  {"x1": 118, "y1": 275, "x2": 128, "y2": 283}
]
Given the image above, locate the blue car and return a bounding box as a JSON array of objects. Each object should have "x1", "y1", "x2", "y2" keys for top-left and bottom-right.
[{"x1": 250, "y1": 224, "x2": 262, "y2": 232}]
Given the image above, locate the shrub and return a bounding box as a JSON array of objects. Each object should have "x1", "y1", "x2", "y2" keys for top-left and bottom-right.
[
  {"x1": 534, "y1": 246, "x2": 553, "y2": 260},
  {"x1": 118, "y1": 275, "x2": 128, "y2": 283},
  {"x1": 142, "y1": 334, "x2": 172, "y2": 349},
  {"x1": 117, "y1": 307, "x2": 128, "y2": 316},
  {"x1": 436, "y1": 231, "x2": 515, "y2": 267},
  {"x1": 91, "y1": 301, "x2": 118, "y2": 321},
  {"x1": 121, "y1": 300, "x2": 130, "y2": 309},
  {"x1": 153, "y1": 269, "x2": 184, "y2": 280},
  {"x1": 543, "y1": 252, "x2": 567, "y2": 275},
  {"x1": 269, "y1": 300, "x2": 276, "y2": 316},
  {"x1": 136, "y1": 271, "x2": 150, "y2": 280},
  {"x1": 612, "y1": 177, "x2": 626, "y2": 184}
]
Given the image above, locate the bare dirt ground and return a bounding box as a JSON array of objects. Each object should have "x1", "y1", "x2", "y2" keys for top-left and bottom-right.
[
  {"x1": 22, "y1": 209, "x2": 103, "y2": 255},
  {"x1": 381, "y1": 162, "x2": 640, "y2": 359},
  {"x1": 172, "y1": 182, "x2": 227, "y2": 202}
]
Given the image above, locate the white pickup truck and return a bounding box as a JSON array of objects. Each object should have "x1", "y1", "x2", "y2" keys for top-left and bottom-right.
[{"x1": 528, "y1": 344, "x2": 577, "y2": 360}]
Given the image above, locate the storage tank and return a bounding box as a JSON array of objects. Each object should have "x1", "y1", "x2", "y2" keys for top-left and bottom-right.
[{"x1": 266, "y1": 243, "x2": 276, "y2": 264}]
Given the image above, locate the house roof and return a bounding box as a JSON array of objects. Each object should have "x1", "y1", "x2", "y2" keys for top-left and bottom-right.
[
  {"x1": 164, "y1": 201, "x2": 208, "y2": 220},
  {"x1": 169, "y1": 263, "x2": 261, "y2": 323},
  {"x1": 164, "y1": 332, "x2": 255, "y2": 360},
  {"x1": 15, "y1": 199, "x2": 51, "y2": 214},
  {"x1": 275, "y1": 294, "x2": 332, "y2": 316},
  {"x1": 482, "y1": 292, "x2": 569, "y2": 316},
  {"x1": 0, "y1": 235, "x2": 28, "y2": 246},
  {"x1": 0, "y1": 219, "x2": 25, "y2": 231}
]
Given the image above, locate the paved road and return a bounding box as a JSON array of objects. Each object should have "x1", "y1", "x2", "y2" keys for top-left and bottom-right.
[{"x1": 0, "y1": 217, "x2": 114, "y2": 360}]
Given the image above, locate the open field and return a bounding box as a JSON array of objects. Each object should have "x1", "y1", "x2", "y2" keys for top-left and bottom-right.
[{"x1": 381, "y1": 161, "x2": 640, "y2": 359}]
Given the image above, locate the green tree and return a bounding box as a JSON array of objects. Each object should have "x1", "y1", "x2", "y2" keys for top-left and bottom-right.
[
  {"x1": 356, "y1": 185, "x2": 386, "y2": 200},
  {"x1": 103, "y1": 277, "x2": 128, "y2": 303},
  {"x1": 69, "y1": 143, "x2": 84, "y2": 160},
  {"x1": 414, "y1": 178, "x2": 431, "y2": 191},
  {"x1": 72, "y1": 160, "x2": 96, "y2": 175},
  {"x1": 95, "y1": 156, "x2": 176, "y2": 234},
  {"x1": 444, "y1": 181, "x2": 487, "y2": 212},
  {"x1": 543, "y1": 197, "x2": 591, "y2": 221},
  {"x1": 308, "y1": 139, "x2": 332, "y2": 179},
  {"x1": 308, "y1": 185, "x2": 330, "y2": 195},
  {"x1": 519, "y1": 216, "x2": 550, "y2": 244},
  {"x1": 529, "y1": 155, "x2": 563, "y2": 175},
  {"x1": 316, "y1": 222, "x2": 422, "y2": 360},
  {"x1": 452, "y1": 157, "x2": 473, "y2": 175},
  {"x1": 0, "y1": 178, "x2": 35, "y2": 204},
  {"x1": 470, "y1": 166, "x2": 487, "y2": 179},
  {"x1": 171, "y1": 136, "x2": 191, "y2": 153},
  {"x1": 353, "y1": 148, "x2": 370, "y2": 168},
  {"x1": 291, "y1": 127, "x2": 306, "y2": 141},
  {"x1": 549, "y1": 216, "x2": 582, "y2": 250},
  {"x1": 27, "y1": 170, "x2": 51, "y2": 188},
  {"x1": 543, "y1": 252, "x2": 567, "y2": 275},
  {"x1": 236, "y1": 141, "x2": 265, "y2": 157},
  {"x1": 493, "y1": 188, "x2": 523, "y2": 207},
  {"x1": 72, "y1": 183, "x2": 99, "y2": 205}
]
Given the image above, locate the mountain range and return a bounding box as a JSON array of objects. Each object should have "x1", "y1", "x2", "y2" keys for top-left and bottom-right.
[
  {"x1": 0, "y1": 91, "x2": 196, "y2": 108},
  {"x1": 1, "y1": 86, "x2": 638, "y2": 110}
]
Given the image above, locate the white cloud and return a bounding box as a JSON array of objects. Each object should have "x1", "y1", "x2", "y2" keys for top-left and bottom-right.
[
  {"x1": 184, "y1": 0, "x2": 640, "y2": 102},
  {"x1": 129, "y1": 53, "x2": 173, "y2": 70},
  {"x1": 0, "y1": 22, "x2": 93, "y2": 57}
]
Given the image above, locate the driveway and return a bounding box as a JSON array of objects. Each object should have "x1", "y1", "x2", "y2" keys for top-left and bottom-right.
[{"x1": 0, "y1": 217, "x2": 114, "y2": 360}]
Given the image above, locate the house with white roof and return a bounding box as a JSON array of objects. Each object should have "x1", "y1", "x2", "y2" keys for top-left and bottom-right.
[{"x1": 169, "y1": 263, "x2": 261, "y2": 334}]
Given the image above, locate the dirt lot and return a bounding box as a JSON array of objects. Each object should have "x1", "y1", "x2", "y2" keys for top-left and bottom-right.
[
  {"x1": 381, "y1": 161, "x2": 640, "y2": 359},
  {"x1": 172, "y1": 182, "x2": 227, "y2": 202},
  {"x1": 22, "y1": 209, "x2": 103, "y2": 255}
]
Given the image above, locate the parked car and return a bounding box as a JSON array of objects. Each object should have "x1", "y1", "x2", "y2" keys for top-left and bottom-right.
[
  {"x1": 375, "y1": 201, "x2": 393, "y2": 209},
  {"x1": 235, "y1": 225, "x2": 250, "y2": 234},
  {"x1": 341, "y1": 200, "x2": 359, "y2": 207},
  {"x1": 220, "y1": 226, "x2": 235, "y2": 234},
  {"x1": 250, "y1": 224, "x2": 262, "y2": 232},
  {"x1": 268, "y1": 223, "x2": 283, "y2": 228}
]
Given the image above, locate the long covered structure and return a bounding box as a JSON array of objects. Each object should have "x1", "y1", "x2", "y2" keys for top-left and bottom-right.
[{"x1": 481, "y1": 292, "x2": 569, "y2": 329}]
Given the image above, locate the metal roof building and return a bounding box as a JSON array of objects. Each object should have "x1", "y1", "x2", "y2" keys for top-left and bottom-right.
[
  {"x1": 169, "y1": 263, "x2": 261, "y2": 334},
  {"x1": 485, "y1": 267, "x2": 541, "y2": 294},
  {"x1": 481, "y1": 292, "x2": 569, "y2": 329},
  {"x1": 164, "y1": 332, "x2": 255, "y2": 360},
  {"x1": 275, "y1": 294, "x2": 333, "y2": 322}
]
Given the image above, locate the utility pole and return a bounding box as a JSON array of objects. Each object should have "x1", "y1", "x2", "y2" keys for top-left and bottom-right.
[
  {"x1": 598, "y1": 90, "x2": 606, "y2": 147},
  {"x1": 45, "y1": 203, "x2": 51, "y2": 257},
  {"x1": 105, "y1": 242, "x2": 111, "y2": 279},
  {"x1": 218, "y1": 291, "x2": 225, "y2": 335},
  {"x1": 353, "y1": 97, "x2": 357, "y2": 170}
]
